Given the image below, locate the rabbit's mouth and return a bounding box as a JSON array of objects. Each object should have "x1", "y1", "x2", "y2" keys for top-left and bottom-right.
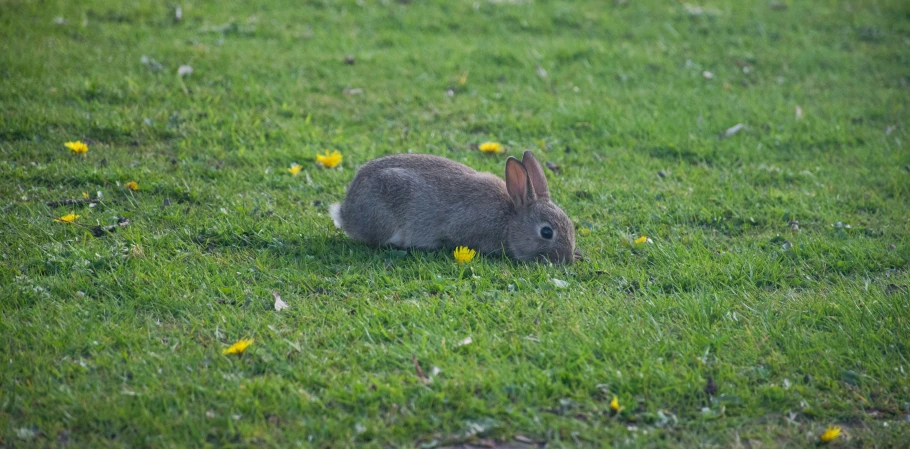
[{"x1": 536, "y1": 247, "x2": 581, "y2": 264}]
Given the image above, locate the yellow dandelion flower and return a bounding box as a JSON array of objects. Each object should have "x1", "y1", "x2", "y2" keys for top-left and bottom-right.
[
  {"x1": 125, "y1": 181, "x2": 139, "y2": 191},
  {"x1": 223, "y1": 339, "x2": 254, "y2": 355},
  {"x1": 55, "y1": 213, "x2": 80, "y2": 223},
  {"x1": 819, "y1": 425, "x2": 841, "y2": 443},
  {"x1": 65, "y1": 141, "x2": 88, "y2": 154},
  {"x1": 634, "y1": 235, "x2": 649, "y2": 245},
  {"x1": 453, "y1": 246, "x2": 476, "y2": 264},
  {"x1": 316, "y1": 150, "x2": 343, "y2": 168},
  {"x1": 610, "y1": 396, "x2": 621, "y2": 412},
  {"x1": 288, "y1": 163, "x2": 302, "y2": 175},
  {"x1": 82, "y1": 192, "x2": 89, "y2": 200},
  {"x1": 479, "y1": 142, "x2": 503, "y2": 153}
]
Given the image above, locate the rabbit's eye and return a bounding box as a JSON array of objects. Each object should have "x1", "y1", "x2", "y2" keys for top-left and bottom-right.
[{"x1": 540, "y1": 226, "x2": 554, "y2": 239}]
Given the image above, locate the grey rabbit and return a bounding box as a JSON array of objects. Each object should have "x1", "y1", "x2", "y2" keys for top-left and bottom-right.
[{"x1": 329, "y1": 150, "x2": 578, "y2": 264}]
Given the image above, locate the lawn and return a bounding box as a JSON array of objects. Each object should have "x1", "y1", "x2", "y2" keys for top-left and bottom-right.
[{"x1": 1, "y1": 0, "x2": 909, "y2": 447}]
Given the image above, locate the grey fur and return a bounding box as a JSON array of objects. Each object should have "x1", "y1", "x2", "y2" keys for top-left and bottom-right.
[{"x1": 332, "y1": 150, "x2": 577, "y2": 263}]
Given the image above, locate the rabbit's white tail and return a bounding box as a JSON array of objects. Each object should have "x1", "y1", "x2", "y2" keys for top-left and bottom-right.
[{"x1": 328, "y1": 203, "x2": 343, "y2": 229}]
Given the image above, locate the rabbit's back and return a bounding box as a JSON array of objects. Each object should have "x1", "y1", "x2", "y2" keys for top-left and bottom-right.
[{"x1": 336, "y1": 154, "x2": 511, "y2": 252}]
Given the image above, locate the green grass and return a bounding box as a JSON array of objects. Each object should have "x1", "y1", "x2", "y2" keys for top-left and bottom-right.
[{"x1": 2, "y1": 0, "x2": 909, "y2": 447}]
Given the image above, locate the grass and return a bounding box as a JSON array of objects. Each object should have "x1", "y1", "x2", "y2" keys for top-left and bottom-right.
[{"x1": 1, "y1": 0, "x2": 909, "y2": 447}]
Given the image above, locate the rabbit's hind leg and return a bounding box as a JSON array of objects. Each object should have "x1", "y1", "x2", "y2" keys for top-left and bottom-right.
[
  {"x1": 339, "y1": 201, "x2": 398, "y2": 246},
  {"x1": 339, "y1": 167, "x2": 417, "y2": 247},
  {"x1": 374, "y1": 168, "x2": 443, "y2": 250},
  {"x1": 386, "y1": 229, "x2": 407, "y2": 248}
]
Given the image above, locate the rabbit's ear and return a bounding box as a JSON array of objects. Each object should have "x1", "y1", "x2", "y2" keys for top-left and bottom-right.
[
  {"x1": 505, "y1": 157, "x2": 533, "y2": 207},
  {"x1": 521, "y1": 150, "x2": 550, "y2": 200}
]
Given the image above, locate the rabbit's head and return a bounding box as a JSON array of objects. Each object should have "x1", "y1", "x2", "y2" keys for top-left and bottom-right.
[{"x1": 503, "y1": 151, "x2": 577, "y2": 264}]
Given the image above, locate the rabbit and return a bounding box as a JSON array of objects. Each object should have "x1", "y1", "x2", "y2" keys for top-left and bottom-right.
[{"x1": 329, "y1": 150, "x2": 578, "y2": 264}]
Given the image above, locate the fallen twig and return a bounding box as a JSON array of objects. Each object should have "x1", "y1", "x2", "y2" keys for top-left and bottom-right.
[
  {"x1": 87, "y1": 217, "x2": 130, "y2": 237},
  {"x1": 413, "y1": 354, "x2": 429, "y2": 384}
]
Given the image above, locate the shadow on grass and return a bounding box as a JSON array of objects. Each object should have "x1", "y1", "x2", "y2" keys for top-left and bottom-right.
[
  {"x1": 191, "y1": 229, "x2": 382, "y2": 263},
  {"x1": 189, "y1": 228, "x2": 518, "y2": 269}
]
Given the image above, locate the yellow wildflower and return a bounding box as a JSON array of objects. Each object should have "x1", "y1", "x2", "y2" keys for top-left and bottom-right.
[
  {"x1": 82, "y1": 192, "x2": 89, "y2": 200},
  {"x1": 223, "y1": 339, "x2": 254, "y2": 355},
  {"x1": 819, "y1": 425, "x2": 841, "y2": 443},
  {"x1": 288, "y1": 163, "x2": 302, "y2": 176},
  {"x1": 316, "y1": 150, "x2": 343, "y2": 168},
  {"x1": 65, "y1": 141, "x2": 88, "y2": 154},
  {"x1": 479, "y1": 142, "x2": 503, "y2": 153},
  {"x1": 125, "y1": 181, "x2": 139, "y2": 191},
  {"x1": 453, "y1": 246, "x2": 476, "y2": 264},
  {"x1": 55, "y1": 213, "x2": 80, "y2": 223},
  {"x1": 610, "y1": 396, "x2": 621, "y2": 412},
  {"x1": 634, "y1": 235, "x2": 649, "y2": 244}
]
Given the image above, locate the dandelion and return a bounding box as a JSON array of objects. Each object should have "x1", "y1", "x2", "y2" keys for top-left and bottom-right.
[
  {"x1": 288, "y1": 163, "x2": 302, "y2": 176},
  {"x1": 610, "y1": 396, "x2": 621, "y2": 413},
  {"x1": 316, "y1": 150, "x2": 343, "y2": 168},
  {"x1": 82, "y1": 192, "x2": 89, "y2": 199},
  {"x1": 479, "y1": 142, "x2": 503, "y2": 153},
  {"x1": 223, "y1": 339, "x2": 254, "y2": 355},
  {"x1": 125, "y1": 181, "x2": 139, "y2": 191},
  {"x1": 633, "y1": 235, "x2": 653, "y2": 246},
  {"x1": 55, "y1": 213, "x2": 80, "y2": 223},
  {"x1": 453, "y1": 246, "x2": 476, "y2": 264},
  {"x1": 819, "y1": 425, "x2": 841, "y2": 443},
  {"x1": 65, "y1": 141, "x2": 88, "y2": 154}
]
